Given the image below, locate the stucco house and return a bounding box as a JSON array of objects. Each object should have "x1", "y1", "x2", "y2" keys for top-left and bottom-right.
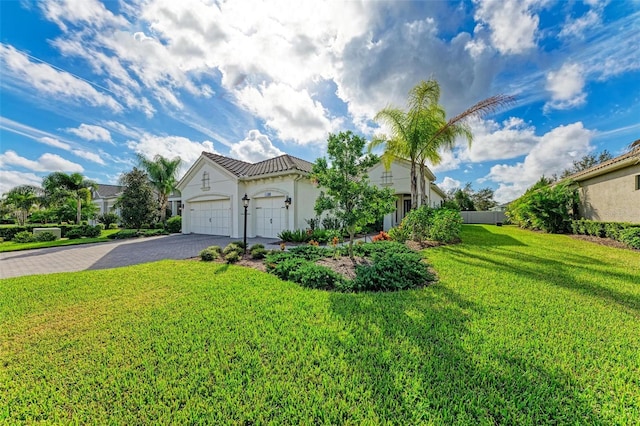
[
  {"x1": 177, "y1": 151, "x2": 445, "y2": 238},
  {"x1": 92, "y1": 184, "x2": 182, "y2": 218},
  {"x1": 567, "y1": 145, "x2": 640, "y2": 223}
]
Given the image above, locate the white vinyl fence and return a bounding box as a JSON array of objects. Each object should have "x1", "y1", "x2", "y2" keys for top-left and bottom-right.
[{"x1": 460, "y1": 211, "x2": 506, "y2": 224}]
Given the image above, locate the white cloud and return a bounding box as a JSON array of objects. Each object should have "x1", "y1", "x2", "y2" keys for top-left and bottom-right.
[
  {"x1": 40, "y1": 0, "x2": 127, "y2": 31},
  {"x1": 65, "y1": 123, "x2": 111, "y2": 142},
  {"x1": 459, "y1": 117, "x2": 539, "y2": 162},
  {"x1": 437, "y1": 176, "x2": 462, "y2": 193},
  {"x1": 0, "y1": 43, "x2": 123, "y2": 113},
  {"x1": 559, "y1": 10, "x2": 601, "y2": 39},
  {"x1": 0, "y1": 170, "x2": 43, "y2": 195},
  {"x1": 473, "y1": 0, "x2": 541, "y2": 55},
  {"x1": 71, "y1": 149, "x2": 105, "y2": 165},
  {"x1": 230, "y1": 130, "x2": 284, "y2": 163},
  {"x1": 39, "y1": 136, "x2": 72, "y2": 150},
  {"x1": 127, "y1": 134, "x2": 218, "y2": 178},
  {"x1": 544, "y1": 62, "x2": 586, "y2": 111},
  {"x1": 0, "y1": 150, "x2": 84, "y2": 172},
  {"x1": 485, "y1": 122, "x2": 593, "y2": 203}
]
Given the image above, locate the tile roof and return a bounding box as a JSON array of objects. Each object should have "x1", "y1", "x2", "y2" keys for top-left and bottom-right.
[
  {"x1": 566, "y1": 146, "x2": 640, "y2": 181},
  {"x1": 94, "y1": 184, "x2": 123, "y2": 198},
  {"x1": 202, "y1": 152, "x2": 314, "y2": 177}
]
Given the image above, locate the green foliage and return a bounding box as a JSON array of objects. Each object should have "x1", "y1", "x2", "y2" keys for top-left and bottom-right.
[
  {"x1": 12, "y1": 231, "x2": 36, "y2": 243},
  {"x1": 507, "y1": 178, "x2": 579, "y2": 233},
  {"x1": 137, "y1": 154, "x2": 182, "y2": 224},
  {"x1": 142, "y1": 229, "x2": 169, "y2": 237},
  {"x1": 264, "y1": 251, "x2": 296, "y2": 272},
  {"x1": 277, "y1": 229, "x2": 309, "y2": 243},
  {"x1": 289, "y1": 263, "x2": 344, "y2": 289},
  {"x1": 232, "y1": 240, "x2": 248, "y2": 249},
  {"x1": 42, "y1": 172, "x2": 96, "y2": 224},
  {"x1": 313, "y1": 131, "x2": 396, "y2": 259},
  {"x1": 351, "y1": 252, "x2": 432, "y2": 292},
  {"x1": 223, "y1": 243, "x2": 244, "y2": 255},
  {"x1": 321, "y1": 216, "x2": 342, "y2": 230},
  {"x1": 225, "y1": 251, "x2": 241, "y2": 264},
  {"x1": 116, "y1": 168, "x2": 157, "y2": 230},
  {"x1": 393, "y1": 206, "x2": 462, "y2": 243},
  {"x1": 429, "y1": 209, "x2": 463, "y2": 243},
  {"x1": 288, "y1": 245, "x2": 330, "y2": 261},
  {"x1": 166, "y1": 215, "x2": 182, "y2": 233},
  {"x1": 250, "y1": 247, "x2": 268, "y2": 260},
  {"x1": 97, "y1": 212, "x2": 120, "y2": 228},
  {"x1": 618, "y1": 227, "x2": 640, "y2": 249},
  {"x1": 269, "y1": 257, "x2": 310, "y2": 281},
  {"x1": 352, "y1": 241, "x2": 414, "y2": 258},
  {"x1": 108, "y1": 223, "x2": 119, "y2": 230},
  {"x1": 388, "y1": 224, "x2": 410, "y2": 243},
  {"x1": 305, "y1": 217, "x2": 320, "y2": 231},
  {"x1": 65, "y1": 229, "x2": 83, "y2": 239},
  {"x1": 309, "y1": 228, "x2": 331, "y2": 244},
  {"x1": 199, "y1": 247, "x2": 219, "y2": 261},
  {"x1": 107, "y1": 229, "x2": 140, "y2": 239},
  {"x1": 34, "y1": 231, "x2": 57, "y2": 242},
  {"x1": 1, "y1": 185, "x2": 41, "y2": 226}
]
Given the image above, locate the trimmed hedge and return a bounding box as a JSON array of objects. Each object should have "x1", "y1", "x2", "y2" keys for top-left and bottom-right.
[{"x1": 570, "y1": 219, "x2": 640, "y2": 247}]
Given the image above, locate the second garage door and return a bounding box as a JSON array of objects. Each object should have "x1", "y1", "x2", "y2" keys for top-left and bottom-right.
[
  {"x1": 190, "y1": 200, "x2": 231, "y2": 236},
  {"x1": 255, "y1": 197, "x2": 286, "y2": 238}
]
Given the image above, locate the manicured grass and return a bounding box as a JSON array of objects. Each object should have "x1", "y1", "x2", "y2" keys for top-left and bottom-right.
[
  {"x1": 0, "y1": 225, "x2": 638, "y2": 423},
  {"x1": 0, "y1": 229, "x2": 122, "y2": 252}
]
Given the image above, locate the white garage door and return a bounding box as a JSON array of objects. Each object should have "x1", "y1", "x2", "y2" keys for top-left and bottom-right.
[
  {"x1": 190, "y1": 200, "x2": 231, "y2": 236},
  {"x1": 255, "y1": 197, "x2": 286, "y2": 238}
]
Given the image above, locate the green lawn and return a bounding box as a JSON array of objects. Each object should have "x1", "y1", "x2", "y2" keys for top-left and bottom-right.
[
  {"x1": 0, "y1": 229, "x2": 122, "y2": 252},
  {"x1": 1, "y1": 225, "x2": 638, "y2": 424}
]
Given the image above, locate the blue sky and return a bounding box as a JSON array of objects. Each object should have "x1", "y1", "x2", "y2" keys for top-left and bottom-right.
[{"x1": 1, "y1": 0, "x2": 639, "y2": 203}]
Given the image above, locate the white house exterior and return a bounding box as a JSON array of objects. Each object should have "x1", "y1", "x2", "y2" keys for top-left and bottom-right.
[
  {"x1": 177, "y1": 152, "x2": 319, "y2": 238},
  {"x1": 368, "y1": 159, "x2": 446, "y2": 230},
  {"x1": 178, "y1": 151, "x2": 445, "y2": 237}
]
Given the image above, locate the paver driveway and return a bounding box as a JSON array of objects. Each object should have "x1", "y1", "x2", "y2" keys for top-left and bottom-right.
[{"x1": 0, "y1": 234, "x2": 278, "y2": 279}]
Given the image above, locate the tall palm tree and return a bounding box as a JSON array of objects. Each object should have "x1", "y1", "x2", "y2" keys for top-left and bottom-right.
[
  {"x1": 371, "y1": 79, "x2": 514, "y2": 209},
  {"x1": 42, "y1": 172, "x2": 97, "y2": 224},
  {"x1": 137, "y1": 154, "x2": 182, "y2": 225}
]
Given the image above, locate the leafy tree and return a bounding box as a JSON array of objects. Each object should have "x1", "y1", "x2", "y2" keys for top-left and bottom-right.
[
  {"x1": 471, "y1": 187, "x2": 497, "y2": 211},
  {"x1": 560, "y1": 150, "x2": 613, "y2": 178},
  {"x1": 115, "y1": 168, "x2": 157, "y2": 230},
  {"x1": 313, "y1": 131, "x2": 396, "y2": 260},
  {"x1": 42, "y1": 172, "x2": 97, "y2": 224},
  {"x1": 453, "y1": 188, "x2": 475, "y2": 211},
  {"x1": 137, "y1": 154, "x2": 181, "y2": 225},
  {"x1": 506, "y1": 177, "x2": 578, "y2": 233},
  {"x1": 1, "y1": 185, "x2": 42, "y2": 225},
  {"x1": 97, "y1": 212, "x2": 120, "y2": 228},
  {"x1": 371, "y1": 79, "x2": 514, "y2": 209}
]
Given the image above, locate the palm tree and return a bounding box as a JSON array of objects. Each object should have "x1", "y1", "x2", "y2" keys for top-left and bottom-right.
[
  {"x1": 2, "y1": 185, "x2": 42, "y2": 225},
  {"x1": 137, "y1": 154, "x2": 182, "y2": 225},
  {"x1": 371, "y1": 79, "x2": 514, "y2": 209},
  {"x1": 42, "y1": 172, "x2": 97, "y2": 224}
]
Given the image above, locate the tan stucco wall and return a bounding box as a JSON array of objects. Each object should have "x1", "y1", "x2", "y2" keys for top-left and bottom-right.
[{"x1": 578, "y1": 163, "x2": 640, "y2": 223}]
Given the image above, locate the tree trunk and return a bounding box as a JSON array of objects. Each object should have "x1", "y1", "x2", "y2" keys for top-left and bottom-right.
[
  {"x1": 159, "y1": 194, "x2": 168, "y2": 224},
  {"x1": 348, "y1": 229, "x2": 355, "y2": 261},
  {"x1": 419, "y1": 163, "x2": 427, "y2": 207},
  {"x1": 410, "y1": 161, "x2": 418, "y2": 210},
  {"x1": 76, "y1": 197, "x2": 82, "y2": 224}
]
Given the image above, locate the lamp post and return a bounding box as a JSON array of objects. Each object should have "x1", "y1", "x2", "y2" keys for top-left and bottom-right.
[{"x1": 242, "y1": 193, "x2": 250, "y2": 254}]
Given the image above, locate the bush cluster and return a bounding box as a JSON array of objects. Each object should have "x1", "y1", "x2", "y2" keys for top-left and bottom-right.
[
  {"x1": 388, "y1": 206, "x2": 462, "y2": 243},
  {"x1": 570, "y1": 219, "x2": 640, "y2": 249},
  {"x1": 12, "y1": 231, "x2": 37, "y2": 243},
  {"x1": 65, "y1": 225, "x2": 102, "y2": 239},
  {"x1": 0, "y1": 225, "x2": 79, "y2": 241},
  {"x1": 222, "y1": 242, "x2": 244, "y2": 263},
  {"x1": 107, "y1": 230, "x2": 140, "y2": 239},
  {"x1": 97, "y1": 212, "x2": 119, "y2": 228},
  {"x1": 264, "y1": 240, "x2": 433, "y2": 292},
  {"x1": 200, "y1": 245, "x2": 222, "y2": 261},
  {"x1": 166, "y1": 216, "x2": 182, "y2": 233},
  {"x1": 249, "y1": 244, "x2": 268, "y2": 259}
]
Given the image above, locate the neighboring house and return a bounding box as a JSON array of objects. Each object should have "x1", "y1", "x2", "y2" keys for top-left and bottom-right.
[
  {"x1": 177, "y1": 152, "x2": 445, "y2": 238},
  {"x1": 566, "y1": 146, "x2": 640, "y2": 223},
  {"x1": 92, "y1": 184, "x2": 182, "y2": 218}
]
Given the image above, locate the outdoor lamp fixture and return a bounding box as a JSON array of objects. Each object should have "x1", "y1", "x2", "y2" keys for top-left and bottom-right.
[
  {"x1": 242, "y1": 193, "x2": 250, "y2": 254},
  {"x1": 284, "y1": 196, "x2": 292, "y2": 209}
]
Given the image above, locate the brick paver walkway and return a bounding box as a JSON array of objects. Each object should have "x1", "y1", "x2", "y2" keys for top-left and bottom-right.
[{"x1": 0, "y1": 234, "x2": 278, "y2": 279}]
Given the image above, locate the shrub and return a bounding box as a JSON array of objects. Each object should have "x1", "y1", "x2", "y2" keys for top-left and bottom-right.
[
  {"x1": 225, "y1": 251, "x2": 241, "y2": 264},
  {"x1": 429, "y1": 208, "x2": 463, "y2": 243},
  {"x1": 250, "y1": 247, "x2": 268, "y2": 259},
  {"x1": 200, "y1": 246, "x2": 220, "y2": 261},
  {"x1": 352, "y1": 252, "x2": 432, "y2": 292},
  {"x1": 97, "y1": 212, "x2": 120, "y2": 228},
  {"x1": 352, "y1": 241, "x2": 413, "y2": 258},
  {"x1": 232, "y1": 240, "x2": 247, "y2": 250},
  {"x1": 80, "y1": 225, "x2": 102, "y2": 238},
  {"x1": 12, "y1": 231, "x2": 36, "y2": 243},
  {"x1": 310, "y1": 228, "x2": 331, "y2": 244},
  {"x1": 321, "y1": 216, "x2": 342, "y2": 230},
  {"x1": 142, "y1": 229, "x2": 169, "y2": 237},
  {"x1": 65, "y1": 229, "x2": 84, "y2": 239},
  {"x1": 108, "y1": 223, "x2": 119, "y2": 230},
  {"x1": 34, "y1": 231, "x2": 57, "y2": 242},
  {"x1": 289, "y1": 263, "x2": 344, "y2": 289},
  {"x1": 305, "y1": 217, "x2": 320, "y2": 231},
  {"x1": 264, "y1": 251, "x2": 296, "y2": 272},
  {"x1": 107, "y1": 230, "x2": 139, "y2": 239},
  {"x1": 223, "y1": 243, "x2": 244, "y2": 255},
  {"x1": 269, "y1": 257, "x2": 311, "y2": 281},
  {"x1": 388, "y1": 225, "x2": 409, "y2": 243},
  {"x1": 371, "y1": 231, "x2": 391, "y2": 242},
  {"x1": 619, "y1": 227, "x2": 640, "y2": 249},
  {"x1": 166, "y1": 215, "x2": 181, "y2": 233},
  {"x1": 401, "y1": 206, "x2": 434, "y2": 241},
  {"x1": 288, "y1": 245, "x2": 329, "y2": 261},
  {"x1": 277, "y1": 229, "x2": 309, "y2": 243}
]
